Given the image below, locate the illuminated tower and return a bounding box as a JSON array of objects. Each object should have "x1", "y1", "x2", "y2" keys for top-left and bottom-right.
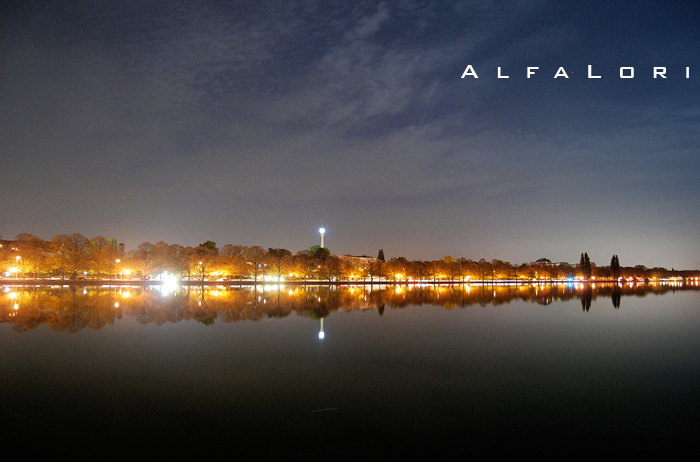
[{"x1": 319, "y1": 227, "x2": 325, "y2": 248}]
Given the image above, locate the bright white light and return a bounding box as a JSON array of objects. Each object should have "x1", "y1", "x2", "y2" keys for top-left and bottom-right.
[
  {"x1": 263, "y1": 275, "x2": 285, "y2": 283},
  {"x1": 161, "y1": 273, "x2": 178, "y2": 295},
  {"x1": 319, "y1": 227, "x2": 325, "y2": 234}
]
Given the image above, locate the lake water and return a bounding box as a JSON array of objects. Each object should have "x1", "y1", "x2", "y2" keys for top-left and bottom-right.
[{"x1": 2, "y1": 282, "x2": 699, "y2": 457}]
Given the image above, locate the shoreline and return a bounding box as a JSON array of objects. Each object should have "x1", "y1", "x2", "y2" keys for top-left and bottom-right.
[{"x1": 0, "y1": 277, "x2": 691, "y2": 287}]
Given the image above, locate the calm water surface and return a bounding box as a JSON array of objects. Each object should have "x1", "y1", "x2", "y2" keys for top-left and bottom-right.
[{"x1": 1, "y1": 282, "x2": 699, "y2": 456}]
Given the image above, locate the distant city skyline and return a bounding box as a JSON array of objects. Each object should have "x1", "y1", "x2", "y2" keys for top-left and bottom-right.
[{"x1": 2, "y1": 1, "x2": 698, "y2": 270}]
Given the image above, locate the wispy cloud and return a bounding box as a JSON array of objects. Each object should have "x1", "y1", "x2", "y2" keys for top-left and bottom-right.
[{"x1": 1, "y1": 0, "x2": 698, "y2": 266}]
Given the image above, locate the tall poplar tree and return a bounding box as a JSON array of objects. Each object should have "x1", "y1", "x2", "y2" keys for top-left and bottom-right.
[
  {"x1": 610, "y1": 254, "x2": 621, "y2": 279},
  {"x1": 377, "y1": 249, "x2": 385, "y2": 262},
  {"x1": 580, "y1": 252, "x2": 592, "y2": 279},
  {"x1": 584, "y1": 252, "x2": 592, "y2": 279}
]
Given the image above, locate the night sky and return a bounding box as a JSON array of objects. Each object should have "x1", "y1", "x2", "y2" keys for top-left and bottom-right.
[{"x1": 1, "y1": 1, "x2": 698, "y2": 269}]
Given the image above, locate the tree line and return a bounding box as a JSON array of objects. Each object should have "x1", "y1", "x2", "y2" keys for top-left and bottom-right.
[{"x1": 0, "y1": 233, "x2": 695, "y2": 282}]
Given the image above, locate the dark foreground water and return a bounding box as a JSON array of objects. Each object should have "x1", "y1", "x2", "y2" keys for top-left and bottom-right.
[{"x1": 1, "y1": 282, "x2": 699, "y2": 457}]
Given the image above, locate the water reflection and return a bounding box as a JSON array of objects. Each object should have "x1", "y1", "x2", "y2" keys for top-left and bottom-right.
[{"x1": 2, "y1": 281, "x2": 697, "y2": 333}]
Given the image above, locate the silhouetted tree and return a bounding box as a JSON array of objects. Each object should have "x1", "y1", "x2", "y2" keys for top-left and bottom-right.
[
  {"x1": 199, "y1": 240, "x2": 218, "y2": 252},
  {"x1": 580, "y1": 252, "x2": 592, "y2": 279},
  {"x1": 610, "y1": 254, "x2": 621, "y2": 279}
]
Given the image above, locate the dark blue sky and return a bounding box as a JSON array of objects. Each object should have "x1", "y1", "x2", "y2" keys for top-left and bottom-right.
[{"x1": 1, "y1": 1, "x2": 698, "y2": 269}]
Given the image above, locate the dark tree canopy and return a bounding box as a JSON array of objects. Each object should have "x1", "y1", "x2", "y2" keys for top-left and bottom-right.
[{"x1": 199, "y1": 240, "x2": 218, "y2": 252}]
